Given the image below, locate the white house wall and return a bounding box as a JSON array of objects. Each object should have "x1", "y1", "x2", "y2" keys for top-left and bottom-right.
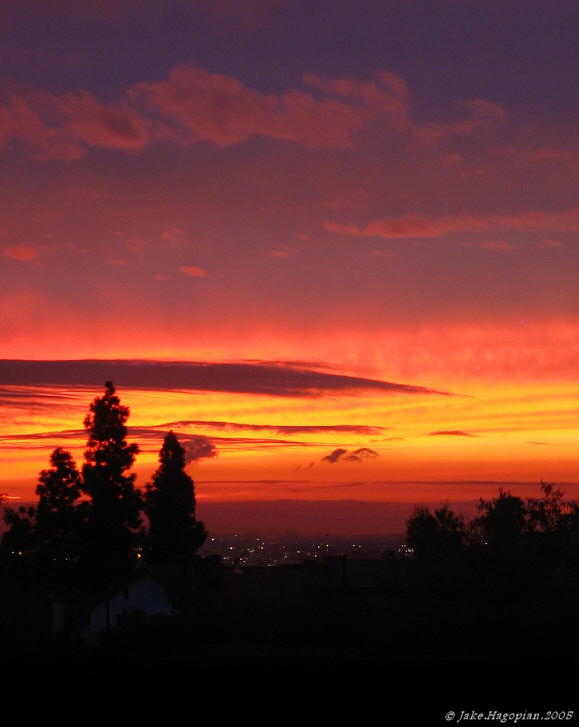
[{"x1": 85, "y1": 574, "x2": 174, "y2": 644}]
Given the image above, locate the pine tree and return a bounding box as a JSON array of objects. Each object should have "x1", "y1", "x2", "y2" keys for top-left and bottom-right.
[
  {"x1": 35, "y1": 447, "x2": 84, "y2": 561},
  {"x1": 81, "y1": 381, "x2": 143, "y2": 579},
  {"x1": 144, "y1": 431, "x2": 206, "y2": 563}
]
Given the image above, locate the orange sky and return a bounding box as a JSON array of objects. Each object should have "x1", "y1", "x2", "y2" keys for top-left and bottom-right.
[
  {"x1": 2, "y1": 342, "x2": 579, "y2": 510},
  {"x1": 1, "y1": 2, "x2": 578, "y2": 530}
]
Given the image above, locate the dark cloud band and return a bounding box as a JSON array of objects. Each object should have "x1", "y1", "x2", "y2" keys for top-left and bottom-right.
[
  {"x1": 429, "y1": 430, "x2": 476, "y2": 437},
  {"x1": 0, "y1": 359, "x2": 451, "y2": 398}
]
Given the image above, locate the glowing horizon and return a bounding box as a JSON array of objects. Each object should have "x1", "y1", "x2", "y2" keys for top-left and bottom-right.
[
  {"x1": 1, "y1": 2, "x2": 578, "y2": 524},
  {"x1": 2, "y1": 360, "x2": 579, "y2": 509}
]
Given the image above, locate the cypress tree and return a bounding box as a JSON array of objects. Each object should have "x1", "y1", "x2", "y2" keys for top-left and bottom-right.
[{"x1": 144, "y1": 431, "x2": 206, "y2": 563}]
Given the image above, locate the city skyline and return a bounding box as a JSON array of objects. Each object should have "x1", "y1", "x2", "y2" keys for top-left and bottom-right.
[{"x1": 1, "y1": 2, "x2": 578, "y2": 531}]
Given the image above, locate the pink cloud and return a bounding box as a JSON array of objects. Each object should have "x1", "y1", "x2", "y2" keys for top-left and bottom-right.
[
  {"x1": 324, "y1": 214, "x2": 487, "y2": 239},
  {"x1": 302, "y1": 70, "x2": 410, "y2": 129},
  {"x1": 129, "y1": 63, "x2": 410, "y2": 149},
  {"x1": 0, "y1": 65, "x2": 553, "y2": 169},
  {"x1": 179, "y1": 265, "x2": 207, "y2": 277},
  {"x1": 0, "y1": 86, "x2": 148, "y2": 160},
  {"x1": 0, "y1": 90, "x2": 78, "y2": 161},
  {"x1": 540, "y1": 238, "x2": 564, "y2": 250},
  {"x1": 325, "y1": 207, "x2": 579, "y2": 240},
  {"x1": 415, "y1": 99, "x2": 507, "y2": 146},
  {"x1": 495, "y1": 208, "x2": 579, "y2": 232},
  {"x1": 161, "y1": 228, "x2": 191, "y2": 246},
  {"x1": 55, "y1": 90, "x2": 150, "y2": 152},
  {"x1": 4, "y1": 244, "x2": 38, "y2": 261},
  {"x1": 269, "y1": 244, "x2": 296, "y2": 259},
  {"x1": 365, "y1": 214, "x2": 483, "y2": 238},
  {"x1": 4, "y1": 65, "x2": 404, "y2": 157},
  {"x1": 0, "y1": 64, "x2": 522, "y2": 167}
]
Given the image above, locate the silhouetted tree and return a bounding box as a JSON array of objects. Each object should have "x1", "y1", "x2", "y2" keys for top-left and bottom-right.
[
  {"x1": 0, "y1": 504, "x2": 37, "y2": 564},
  {"x1": 527, "y1": 480, "x2": 569, "y2": 533},
  {"x1": 35, "y1": 448, "x2": 84, "y2": 549},
  {"x1": 406, "y1": 502, "x2": 466, "y2": 560},
  {"x1": 0, "y1": 451, "x2": 85, "y2": 599},
  {"x1": 81, "y1": 381, "x2": 143, "y2": 582},
  {"x1": 31, "y1": 448, "x2": 87, "y2": 595},
  {"x1": 523, "y1": 481, "x2": 579, "y2": 569},
  {"x1": 144, "y1": 431, "x2": 206, "y2": 563},
  {"x1": 473, "y1": 488, "x2": 527, "y2": 549}
]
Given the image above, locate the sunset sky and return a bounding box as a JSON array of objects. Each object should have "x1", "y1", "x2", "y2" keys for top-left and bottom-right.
[{"x1": 1, "y1": 1, "x2": 578, "y2": 531}]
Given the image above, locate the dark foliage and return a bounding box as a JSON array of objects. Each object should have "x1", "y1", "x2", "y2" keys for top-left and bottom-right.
[
  {"x1": 144, "y1": 430, "x2": 207, "y2": 564},
  {"x1": 80, "y1": 381, "x2": 143, "y2": 586}
]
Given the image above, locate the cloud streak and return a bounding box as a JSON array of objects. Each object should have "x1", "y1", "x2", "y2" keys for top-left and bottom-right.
[
  {"x1": 0, "y1": 360, "x2": 451, "y2": 398},
  {"x1": 429, "y1": 430, "x2": 477, "y2": 437},
  {"x1": 0, "y1": 427, "x2": 325, "y2": 457},
  {"x1": 325, "y1": 208, "x2": 579, "y2": 241},
  {"x1": 4, "y1": 244, "x2": 39, "y2": 261},
  {"x1": 144, "y1": 420, "x2": 387, "y2": 437}
]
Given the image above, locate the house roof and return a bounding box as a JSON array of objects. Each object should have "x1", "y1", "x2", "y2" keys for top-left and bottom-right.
[{"x1": 81, "y1": 562, "x2": 184, "y2": 609}]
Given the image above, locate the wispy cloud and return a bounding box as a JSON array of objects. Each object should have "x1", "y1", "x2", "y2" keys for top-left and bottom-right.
[
  {"x1": 144, "y1": 420, "x2": 387, "y2": 437},
  {"x1": 179, "y1": 265, "x2": 207, "y2": 277},
  {"x1": 415, "y1": 99, "x2": 507, "y2": 146},
  {"x1": 0, "y1": 426, "x2": 327, "y2": 458},
  {"x1": 4, "y1": 244, "x2": 39, "y2": 261},
  {"x1": 162, "y1": 228, "x2": 191, "y2": 247},
  {"x1": 429, "y1": 430, "x2": 477, "y2": 437},
  {"x1": 325, "y1": 207, "x2": 579, "y2": 241},
  {"x1": 0, "y1": 428, "x2": 85, "y2": 450},
  {"x1": 526, "y1": 440, "x2": 564, "y2": 447}
]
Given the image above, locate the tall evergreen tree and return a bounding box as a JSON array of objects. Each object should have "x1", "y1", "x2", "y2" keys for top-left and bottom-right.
[
  {"x1": 81, "y1": 381, "x2": 142, "y2": 580},
  {"x1": 28, "y1": 448, "x2": 85, "y2": 597},
  {"x1": 144, "y1": 431, "x2": 206, "y2": 563},
  {"x1": 35, "y1": 448, "x2": 84, "y2": 560}
]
